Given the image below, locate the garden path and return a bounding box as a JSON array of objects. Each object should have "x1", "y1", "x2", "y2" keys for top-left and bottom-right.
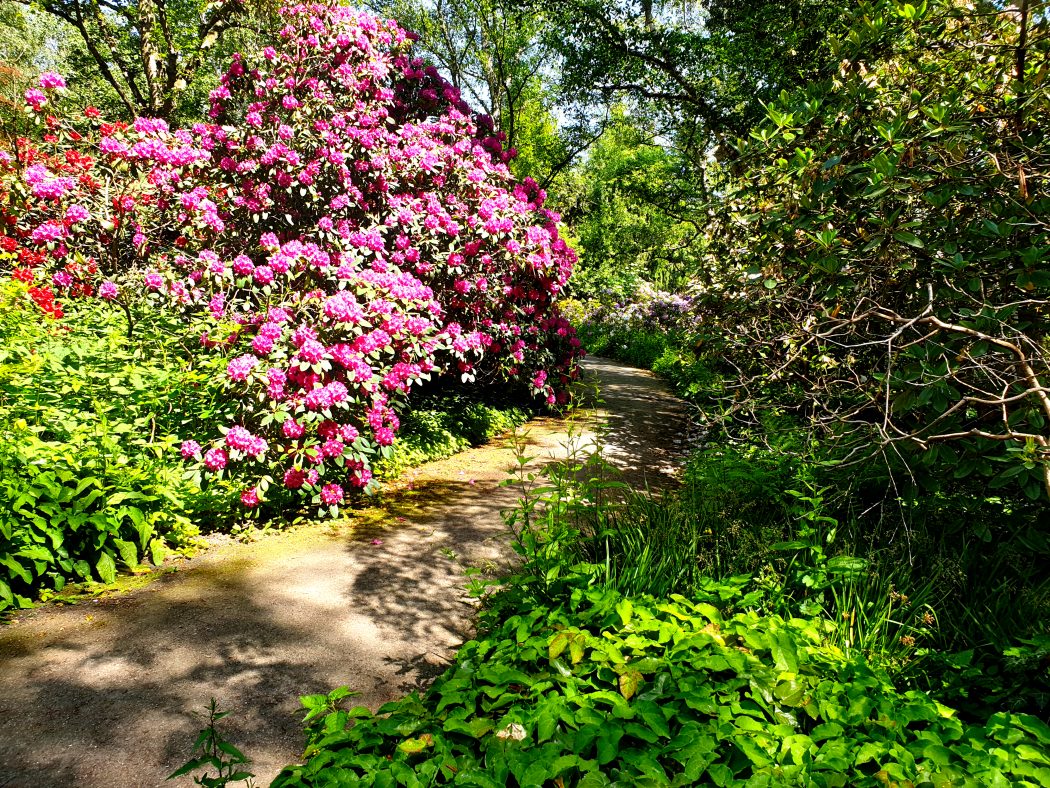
[{"x1": 0, "y1": 357, "x2": 691, "y2": 788}]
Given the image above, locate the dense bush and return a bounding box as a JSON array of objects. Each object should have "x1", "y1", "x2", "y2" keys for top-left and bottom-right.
[
  {"x1": 704, "y1": 0, "x2": 1050, "y2": 502},
  {"x1": 0, "y1": 278, "x2": 234, "y2": 609}
]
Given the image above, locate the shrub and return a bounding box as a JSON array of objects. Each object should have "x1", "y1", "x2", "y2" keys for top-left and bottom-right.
[
  {"x1": 0, "y1": 2, "x2": 582, "y2": 520},
  {"x1": 272, "y1": 584, "x2": 1050, "y2": 787},
  {"x1": 0, "y1": 280, "x2": 227, "y2": 608}
]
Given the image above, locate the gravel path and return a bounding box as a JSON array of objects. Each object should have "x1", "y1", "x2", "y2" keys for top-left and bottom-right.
[{"x1": 0, "y1": 357, "x2": 691, "y2": 787}]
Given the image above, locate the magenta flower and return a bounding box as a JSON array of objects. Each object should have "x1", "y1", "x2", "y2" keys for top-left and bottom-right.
[
  {"x1": 203, "y1": 448, "x2": 228, "y2": 471},
  {"x1": 38, "y1": 72, "x2": 66, "y2": 90},
  {"x1": 227, "y1": 354, "x2": 258, "y2": 381},
  {"x1": 320, "y1": 483, "x2": 344, "y2": 505},
  {"x1": 98, "y1": 281, "x2": 119, "y2": 300},
  {"x1": 283, "y1": 468, "x2": 307, "y2": 489},
  {"x1": 282, "y1": 420, "x2": 305, "y2": 439},
  {"x1": 298, "y1": 339, "x2": 326, "y2": 364},
  {"x1": 241, "y1": 488, "x2": 260, "y2": 508},
  {"x1": 65, "y1": 204, "x2": 90, "y2": 223},
  {"x1": 24, "y1": 88, "x2": 46, "y2": 110},
  {"x1": 180, "y1": 440, "x2": 201, "y2": 459}
]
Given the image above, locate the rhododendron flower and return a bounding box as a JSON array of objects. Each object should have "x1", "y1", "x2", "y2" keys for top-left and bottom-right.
[
  {"x1": 228, "y1": 354, "x2": 258, "y2": 381},
  {"x1": 241, "y1": 488, "x2": 260, "y2": 508},
  {"x1": 24, "y1": 89, "x2": 47, "y2": 111},
  {"x1": 283, "y1": 468, "x2": 307, "y2": 489},
  {"x1": 65, "y1": 204, "x2": 90, "y2": 223},
  {"x1": 143, "y1": 272, "x2": 164, "y2": 290},
  {"x1": 181, "y1": 440, "x2": 201, "y2": 459},
  {"x1": 31, "y1": 221, "x2": 64, "y2": 244},
  {"x1": 374, "y1": 427, "x2": 395, "y2": 446},
  {"x1": 232, "y1": 255, "x2": 255, "y2": 275},
  {"x1": 282, "y1": 420, "x2": 305, "y2": 439},
  {"x1": 320, "y1": 483, "x2": 344, "y2": 505},
  {"x1": 38, "y1": 72, "x2": 66, "y2": 90},
  {"x1": 252, "y1": 334, "x2": 275, "y2": 355},
  {"x1": 298, "y1": 339, "x2": 326, "y2": 364},
  {"x1": 203, "y1": 448, "x2": 228, "y2": 471}
]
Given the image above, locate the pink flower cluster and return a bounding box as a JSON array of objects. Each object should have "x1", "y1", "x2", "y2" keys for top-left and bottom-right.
[{"x1": 1, "y1": 2, "x2": 583, "y2": 515}]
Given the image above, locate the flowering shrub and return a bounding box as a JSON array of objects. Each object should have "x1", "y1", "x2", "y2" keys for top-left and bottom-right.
[
  {"x1": 0, "y1": 4, "x2": 581, "y2": 515},
  {"x1": 564, "y1": 282, "x2": 705, "y2": 339}
]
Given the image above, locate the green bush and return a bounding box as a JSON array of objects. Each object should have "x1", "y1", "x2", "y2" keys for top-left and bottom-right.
[
  {"x1": 273, "y1": 583, "x2": 1050, "y2": 787},
  {"x1": 0, "y1": 282, "x2": 232, "y2": 609}
]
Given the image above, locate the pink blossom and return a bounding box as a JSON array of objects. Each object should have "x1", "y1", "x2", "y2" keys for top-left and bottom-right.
[
  {"x1": 227, "y1": 354, "x2": 258, "y2": 381},
  {"x1": 320, "y1": 483, "x2": 344, "y2": 505},
  {"x1": 24, "y1": 88, "x2": 46, "y2": 110},
  {"x1": 38, "y1": 72, "x2": 66, "y2": 90},
  {"x1": 203, "y1": 448, "x2": 228, "y2": 471},
  {"x1": 65, "y1": 204, "x2": 90, "y2": 223}
]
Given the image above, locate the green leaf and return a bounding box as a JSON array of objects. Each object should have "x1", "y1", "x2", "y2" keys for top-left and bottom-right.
[
  {"x1": 618, "y1": 669, "x2": 642, "y2": 701},
  {"x1": 549, "y1": 632, "x2": 569, "y2": 661},
  {"x1": 96, "y1": 552, "x2": 117, "y2": 584},
  {"x1": 569, "y1": 633, "x2": 586, "y2": 665},
  {"x1": 112, "y1": 538, "x2": 138, "y2": 569},
  {"x1": 397, "y1": 735, "x2": 434, "y2": 753},
  {"x1": 770, "y1": 629, "x2": 799, "y2": 674},
  {"x1": 893, "y1": 231, "x2": 924, "y2": 248},
  {"x1": 616, "y1": 599, "x2": 634, "y2": 627}
]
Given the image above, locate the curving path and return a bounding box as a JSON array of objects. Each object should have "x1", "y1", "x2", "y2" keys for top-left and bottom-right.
[{"x1": 0, "y1": 357, "x2": 691, "y2": 788}]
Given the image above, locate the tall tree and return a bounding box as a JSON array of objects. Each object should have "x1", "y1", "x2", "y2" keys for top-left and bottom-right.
[
  {"x1": 11, "y1": 0, "x2": 270, "y2": 119},
  {"x1": 526, "y1": 0, "x2": 851, "y2": 148}
]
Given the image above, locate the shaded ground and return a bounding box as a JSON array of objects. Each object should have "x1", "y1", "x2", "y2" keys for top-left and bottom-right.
[{"x1": 0, "y1": 357, "x2": 690, "y2": 787}]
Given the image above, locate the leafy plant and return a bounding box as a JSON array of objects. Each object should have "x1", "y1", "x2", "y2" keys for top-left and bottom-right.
[
  {"x1": 169, "y1": 700, "x2": 256, "y2": 788},
  {"x1": 272, "y1": 581, "x2": 1050, "y2": 787}
]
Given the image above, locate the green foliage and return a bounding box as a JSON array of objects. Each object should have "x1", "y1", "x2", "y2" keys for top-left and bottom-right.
[
  {"x1": 25, "y1": 0, "x2": 273, "y2": 120},
  {"x1": 707, "y1": 0, "x2": 1050, "y2": 501},
  {"x1": 168, "y1": 699, "x2": 256, "y2": 787},
  {"x1": 569, "y1": 110, "x2": 703, "y2": 290},
  {"x1": 273, "y1": 583, "x2": 1050, "y2": 787},
  {"x1": 0, "y1": 281, "x2": 233, "y2": 610},
  {"x1": 529, "y1": 0, "x2": 851, "y2": 140},
  {"x1": 374, "y1": 393, "x2": 533, "y2": 479}
]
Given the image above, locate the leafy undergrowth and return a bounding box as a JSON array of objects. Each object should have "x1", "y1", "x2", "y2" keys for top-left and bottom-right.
[
  {"x1": 271, "y1": 580, "x2": 1050, "y2": 787},
  {"x1": 374, "y1": 394, "x2": 534, "y2": 481}
]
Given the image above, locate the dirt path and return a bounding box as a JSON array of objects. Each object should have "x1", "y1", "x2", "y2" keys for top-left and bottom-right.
[{"x1": 0, "y1": 357, "x2": 690, "y2": 788}]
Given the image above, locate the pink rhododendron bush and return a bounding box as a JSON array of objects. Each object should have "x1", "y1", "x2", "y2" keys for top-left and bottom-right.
[{"x1": 0, "y1": 2, "x2": 581, "y2": 515}]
